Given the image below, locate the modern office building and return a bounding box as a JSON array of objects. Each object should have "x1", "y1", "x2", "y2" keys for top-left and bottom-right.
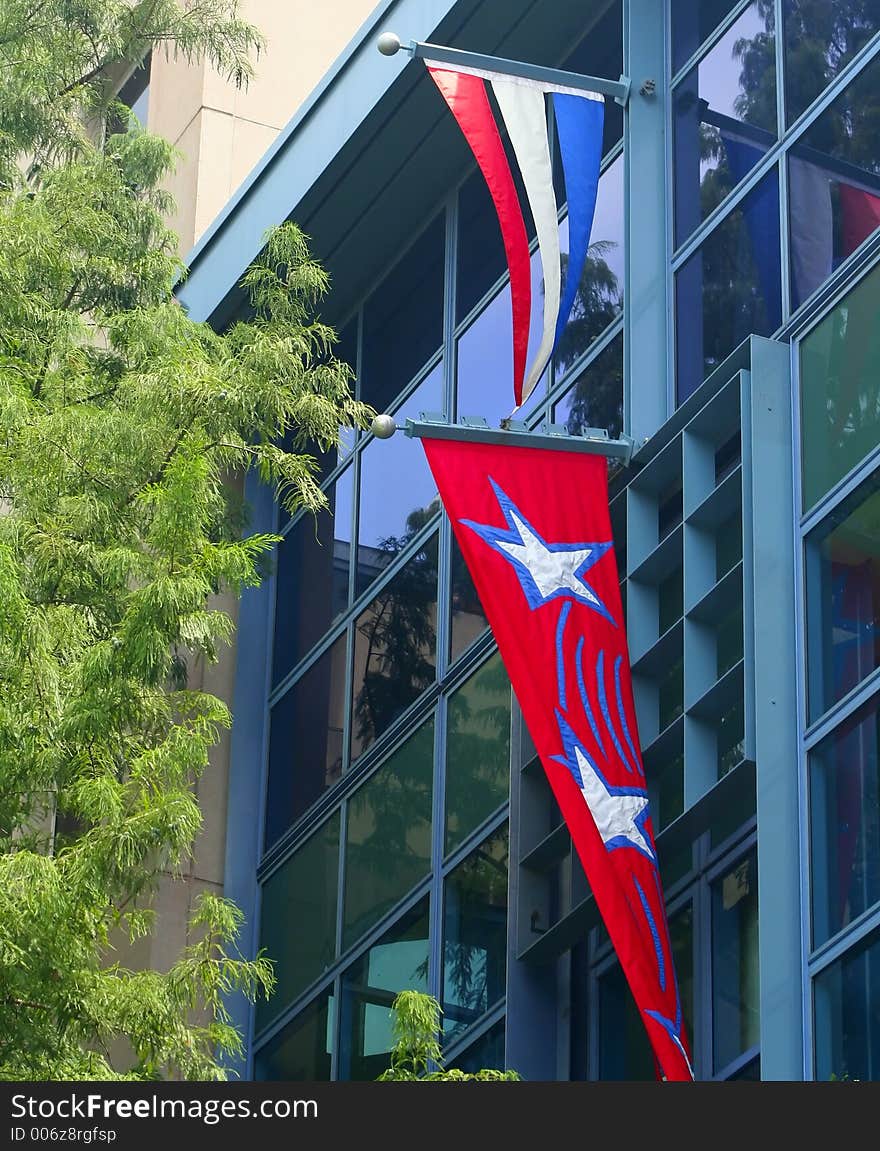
[{"x1": 174, "y1": 0, "x2": 880, "y2": 1081}]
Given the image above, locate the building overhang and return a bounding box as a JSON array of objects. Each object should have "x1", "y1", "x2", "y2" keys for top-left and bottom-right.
[{"x1": 176, "y1": 0, "x2": 618, "y2": 329}]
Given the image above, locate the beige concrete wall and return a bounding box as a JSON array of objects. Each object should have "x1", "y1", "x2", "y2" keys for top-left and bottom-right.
[{"x1": 151, "y1": 0, "x2": 379, "y2": 255}]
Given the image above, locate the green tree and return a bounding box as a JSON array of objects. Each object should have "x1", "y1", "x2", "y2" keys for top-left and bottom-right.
[
  {"x1": 0, "y1": 1, "x2": 372, "y2": 1079},
  {"x1": 377, "y1": 990, "x2": 520, "y2": 1081}
]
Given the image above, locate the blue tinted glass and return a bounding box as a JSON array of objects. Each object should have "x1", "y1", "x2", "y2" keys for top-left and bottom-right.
[
  {"x1": 784, "y1": 0, "x2": 880, "y2": 127},
  {"x1": 361, "y1": 213, "x2": 444, "y2": 414},
  {"x1": 273, "y1": 467, "x2": 353, "y2": 686},
  {"x1": 339, "y1": 900, "x2": 430, "y2": 1080},
  {"x1": 443, "y1": 822, "x2": 508, "y2": 1043},
  {"x1": 265, "y1": 633, "x2": 347, "y2": 844},
  {"x1": 356, "y1": 364, "x2": 442, "y2": 598},
  {"x1": 257, "y1": 813, "x2": 339, "y2": 1031},
  {"x1": 447, "y1": 1020, "x2": 506, "y2": 1073},
  {"x1": 449, "y1": 532, "x2": 490, "y2": 664},
  {"x1": 456, "y1": 247, "x2": 547, "y2": 428},
  {"x1": 553, "y1": 155, "x2": 624, "y2": 376},
  {"x1": 351, "y1": 533, "x2": 438, "y2": 762},
  {"x1": 676, "y1": 168, "x2": 781, "y2": 405},
  {"x1": 255, "y1": 988, "x2": 334, "y2": 1080},
  {"x1": 814, "y1": 928, "x2": 880, "y2": 1081},
  {"x1": 674, "y1": 1, "x2": 777, "y2": 247},
  {"x1": 712, "y1": 851, "x2": 759, "y2": 1071},
  {"x1": 806, "y1": 474, "x2": 880, "y2": 722},
  {"x1": 553, "y1": 332, "x2": 623, "y2": 441},
  {"x1": 788, "y1": 52, "x2": 880, "y2": 310},
  {"x1": 557, "y1": 1, "x2": 623, "y2": 162},
  {"x1": 671, "y1": 0, "x2": 744, "y2": 74},
  {"x1": 810, "y1": 697, "x2": 880, "y2": 949}
]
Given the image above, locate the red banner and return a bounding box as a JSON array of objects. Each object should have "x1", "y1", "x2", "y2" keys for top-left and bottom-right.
[{"x1": 422, "y1": 435, "x2": 693, "y2": 1081}]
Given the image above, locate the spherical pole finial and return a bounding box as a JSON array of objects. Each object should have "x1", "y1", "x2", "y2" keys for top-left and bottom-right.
[
  {"x1": 370, "y1": 413, "x2": 397, "y2": 439},
  {"x1": 377, "y1": 31, "x2": 402, "y2": 56}
]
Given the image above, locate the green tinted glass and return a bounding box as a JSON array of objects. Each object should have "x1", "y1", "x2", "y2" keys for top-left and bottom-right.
[
  {"x1": 445, "y1": 652, "x2": 511, "y2": 854},
  {"x1": 257, "y1": 812, "x2": 340, "y2": 1032},
  {"x1": 343, "y1": 718, "x2": 434, "y2": 950}
]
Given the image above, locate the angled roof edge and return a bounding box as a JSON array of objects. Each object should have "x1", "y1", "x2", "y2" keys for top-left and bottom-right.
[{"x1": 176, "y1": 0, "x2": 460, "y2": 323}]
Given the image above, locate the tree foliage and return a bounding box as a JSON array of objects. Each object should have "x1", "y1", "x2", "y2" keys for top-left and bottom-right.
[
  {"x1": 377, "y1": 990, "x2": 520, "y2": 1082},
  {"x1": 0, "y1": 0, "x2": 372, "y2": 1079}
]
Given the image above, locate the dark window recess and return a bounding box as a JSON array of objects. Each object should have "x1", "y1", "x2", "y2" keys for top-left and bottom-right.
[
  {"x1": 659, "y1": 485, "x2": 684, "y2": 540},
  {"x1": 659, "y1": 567, "x2": 684, "y2": 634},
  {"x1": 361, "y1": 213, "x2": 444, "y2": 413},
  {"x1": 715, "y1": 432, "x2": 742, "y2": 483},
  {"x1": 110, "y1": 53, "x2": 151, "y2": 133}
]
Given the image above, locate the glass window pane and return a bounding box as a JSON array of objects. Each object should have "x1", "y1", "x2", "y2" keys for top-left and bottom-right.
[
  {"x1": 552, "y1": 333, "x2": 623, "y2": 445},
  {"x1": 447, "y1": 1019, "x2": 506, "y2": 1074},
  {"x1": 676, "y1": 168, "x2": 782, "y2": 405},
  {"x1": 257, "y1": 813, "x2": 340, "y2": 1032},
  {"x1": 356, "y1": 364, "x2": 442, "y2": 598},
  {"x1": 598, "y1": 903, "x2": 693, "y2": 1081},
  {"x1": 800, "y1": 263, "x2": 880, "y2": 510},
  {"x1": 445, "y1": 652, "x2": 512, "y2": 855},
  {"x1": 265, "y1": 634, "x2": 347, "y2": 845},
  {"x1": 671, "y1": 0, "x2": 744, "y2": 75},
  {"x1": 456, "y1": 167, "x2": 508, "y2": 325},
  {"x1": 361, "y1": 212, "x2": 444, "y2": 414},
  {"x1": 449, "y1": 533, "x2": 490, "y2": 664},
  {"x1": 443, "y1": 822, "x2": 509, "y2": 1044},
  {"x1": 254, "y1": 989, "x2": 334, "y2": 1081},
  {"x1": 788, "y1": 52, "x2": 880, "y2": 310},
  {"x1": 674, "y1": 1, "x2": 777, "y2": 247},
  {"x1": 712, "y1": 849, "x2": 760, "y2": 1072},
  {"x1": 809, "y1": 696, "x2": 880, "y2": 948},
  {"x1": 552, "y1": 155, "x2": 624, "y2": 377},
  {"x1": 351, "y1": 533, "x2": 438, "y2": 761},
  {"x1": 343, "y1": 719, "x2": 434, "y2": 950},
  {"x1": 558, "y1": 1, "x2": 623, "y2": 160},
  {"x1": 273, "y1": 468, "x2": 353, "y2": 686},
  {"x1": 806, "y1": 473, "x2": 880, "y2": 721},
  {"x1": 339, "y1": 899, "x2": 430, "y2": 1080},
  {"x1": 814, "y1": 928, "x2": 880, "y2": 1081},
  {"x1": 456, "y1": 247, "x2": 547, "y2": 428},
  {"x1": 784, "y1": 0, "x2": 880, "y2": 127}
]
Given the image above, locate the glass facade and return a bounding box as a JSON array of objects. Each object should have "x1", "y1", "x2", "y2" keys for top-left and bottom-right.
[{"x1": 203, "y1": 0, "x2": 880, "y2": 1083}]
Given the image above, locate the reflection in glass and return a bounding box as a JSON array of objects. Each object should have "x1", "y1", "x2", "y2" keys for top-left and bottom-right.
[
  {"x1": 448, "y1": 1020, "x2": 506, "y2": 1073},
  {"x1": 351, "y1": 534, "x2": 438, "y2": 762},
  {"x1": 344, "y1": 719, "x2": 434, "y2": 950},
  {"x1": 598, "y1": 903, "x2": 693, "y2": 1080},
  {"x1": 443, "y1": 822, "x2": 509, "y2": 1043},
  {"x1": 339, "y1": 900, "x2": 430, "y2": 1080},
  {"x1": 671, "y1": 0, "x2": 745, "y2": 75},
  {"x1": 273, "y1": 467, "x2": 353, "y2": 686},
  {"x1": 717, "y1": 603, "x2": 744, "y2": 676},
  {"x1": 456, "y1": 247, "x2": 547, "y2": 428},
  {"x1": 449, "y1": 533, "x2": 490, "y2": 664},
  {"x1": 784, "y1": 0, "x2": 880, "y2": 127},
  {"x1": 254, "y1": 989, "x2": 334, "y2": 1081},
  {"x1": 257, "y1": 813, "x2": 339, "y2": 1031},
  {"x1": 806, "y1": 475, "x2": 880, "y2": 721},
  {"x1": 646, "y1": 747, "x2": 684, "y2": 832},
  {"x1": 553, "y1": 337, "x2": 623, "y2": 443},
  {"x1": 712, "y1": 850, "x2": 759, "y2": 1072},
  {"x1": 266, "y1": 634, "x2": 347, "y2": 844},
  {"x1": 457, "y1": 167, "x2": 511, "y2": 325},
  {"x1": 361, "y1": 212, "x2": 444, "y2": 415},
  {"x1": 356, "y1": 364, "x2": 442, "y2": 597},
  {"x1": 788, "y1": 52, "x2": 880, "y2": 309},
  {"x1": 718, "y1": 696, "x2": 746, "y2": 777},
  {"x1": 800, "y1": 264, "x2": 880, "y2": 511},
  {"x1": 445, "y1": 652, "x2": 511, "y2": 855},
  {"x1": 809, "y1": 697, "x2": 880, "y2": 949},
  {"x1": 676, "y1": 169, "x2": 781, "y2": 404},
  {"x1": 716, "y1": 509, "x2": 743, "y2": 579},
  {"x1": 553, "y1": 157, "x2": 624, "y2": 377},
  {"x1": 814, "y1": 928, "x2": 880, "y2": 1081},
  {"x1": 659, "y1": 654, "x2": 684, "y2": 732},
  {"x1": 674, "y1": 1, "x2": 777, "y2": 246}
]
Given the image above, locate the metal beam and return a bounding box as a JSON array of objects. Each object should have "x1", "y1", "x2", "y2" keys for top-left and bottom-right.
[
  {"x1": 379, "y1": 31, "x2": 631, "y2": 104},
  {"x1": 403, "y1": 416, "x2": 635, "y2": 463}
]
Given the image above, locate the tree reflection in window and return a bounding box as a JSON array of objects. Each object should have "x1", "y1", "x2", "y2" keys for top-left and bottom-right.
[
  {"x1": 442, "y1": 822, "x2": 509, "y2": 1043},
  {"x1": 351, "y1": 521, "x2": 439, "y2": 761}
]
